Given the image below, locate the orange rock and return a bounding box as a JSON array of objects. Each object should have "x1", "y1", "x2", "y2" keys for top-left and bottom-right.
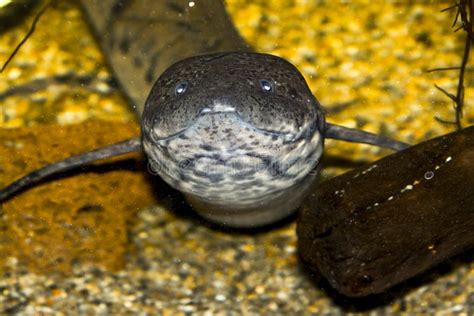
[{"x1": 0, "y1": 120, "x2": 156, "y2": 273}]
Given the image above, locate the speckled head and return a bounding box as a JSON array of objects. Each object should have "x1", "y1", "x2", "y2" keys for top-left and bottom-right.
[{"x1": 142, "y1": 52, "x2": 325, "y2": 227}]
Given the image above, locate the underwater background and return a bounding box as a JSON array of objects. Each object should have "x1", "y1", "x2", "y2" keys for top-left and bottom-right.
[{"x1": 0, "y1": 0, "x2": 473, "y2": 314}]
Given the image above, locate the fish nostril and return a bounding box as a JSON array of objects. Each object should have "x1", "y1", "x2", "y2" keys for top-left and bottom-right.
[
  {"x1": 199, "y1": 104, "x2": 237, "y2": 115},
  {"x1": 199, "y1": 108, "x2": 212, "y2": 115}
]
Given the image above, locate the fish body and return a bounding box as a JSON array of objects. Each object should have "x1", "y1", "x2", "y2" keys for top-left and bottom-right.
[
  {"x1": 142, "y1": 53, "x2": 325, "y2": 226},
  {"x1": 0, "y1": 53, "x2": 408, "y2": 228}
]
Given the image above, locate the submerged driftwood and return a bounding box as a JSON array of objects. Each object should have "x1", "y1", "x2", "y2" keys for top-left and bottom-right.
[{"x1": 297, "y1": 126, "x2": 474, "y2": 297}]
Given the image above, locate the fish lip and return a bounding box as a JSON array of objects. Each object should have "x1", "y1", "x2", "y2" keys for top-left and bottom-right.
[{"x1": 149, "y1": 107, "x2": 313, "y2": 143}]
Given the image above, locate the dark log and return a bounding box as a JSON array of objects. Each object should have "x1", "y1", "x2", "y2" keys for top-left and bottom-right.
[{"x1": 297, "y1": 126, "x2": 474, "y2": 297}]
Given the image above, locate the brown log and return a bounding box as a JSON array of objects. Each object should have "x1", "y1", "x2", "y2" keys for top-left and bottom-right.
[{"x1": 297, "y1": 126, "x2": 474, "y2": 297}]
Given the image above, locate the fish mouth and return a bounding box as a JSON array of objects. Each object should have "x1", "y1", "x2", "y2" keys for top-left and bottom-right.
[
  {"x1": 149, "y1": 105, "x2": 313, "y2": 144},
  {"x1": 142, "y1": 101, "x2": 325, "y2": 214}
]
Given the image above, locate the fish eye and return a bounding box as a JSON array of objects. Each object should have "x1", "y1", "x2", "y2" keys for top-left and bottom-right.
[
  {"x1": 259, "y1": 79, "x2": 273, "y2": 93},
  {"x1": 175, "y1": 82, "x2": 188, "y2": 96}
]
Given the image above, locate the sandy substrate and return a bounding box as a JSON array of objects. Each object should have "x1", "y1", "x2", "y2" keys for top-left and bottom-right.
[{"x1": 0, "y1": 0, "x2": 473, "y2": 314}]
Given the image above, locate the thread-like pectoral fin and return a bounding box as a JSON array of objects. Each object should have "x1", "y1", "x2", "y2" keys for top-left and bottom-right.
[
  {"x1": 325, "y1": 123, "x2": 410, "y2": 151},
  {"x1": 0, "y1": 137, "x2": 142, "y2": 201}
]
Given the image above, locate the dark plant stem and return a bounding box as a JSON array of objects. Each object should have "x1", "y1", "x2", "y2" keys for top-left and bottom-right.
[
  {"x1": 0, "y1": 1, "x2": 50, "y2": 73},
  {"x1": 454, "y1": 0, "x2": 472, "y2": 129},
  {"x1": 432, "y1": 0, "x2": 473, "y2": 130}
]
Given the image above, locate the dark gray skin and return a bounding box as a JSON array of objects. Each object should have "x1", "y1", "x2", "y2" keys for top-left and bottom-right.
[
  {"x1": 79, "y1": 0, "x2": 251, "y2": 113},
  {"x1": 0, "y1": 52, "x2": 409, "y2": 228}
]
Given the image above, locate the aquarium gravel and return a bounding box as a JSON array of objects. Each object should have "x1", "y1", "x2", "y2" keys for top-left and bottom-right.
[
  {"x1": 0, "y1": 0, "x2": 473, "y2": 314},
  {"x1": 1, "y1": 204, "x2": 474, "y2": 314}
]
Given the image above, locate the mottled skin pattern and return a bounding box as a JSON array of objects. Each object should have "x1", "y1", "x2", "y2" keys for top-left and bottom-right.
[
  {"x1": 0, "y1": 52, "x2": 409, "y2": 228},
  {"x1": 142, "y1": 53, "x2": 323, "y2": 138},
  {"x1": 142, "y1": 53, "x2": 325, "y2": 227},
  {"x1": 79, "y1": 0, "x2": 250, "y2": 113}
]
